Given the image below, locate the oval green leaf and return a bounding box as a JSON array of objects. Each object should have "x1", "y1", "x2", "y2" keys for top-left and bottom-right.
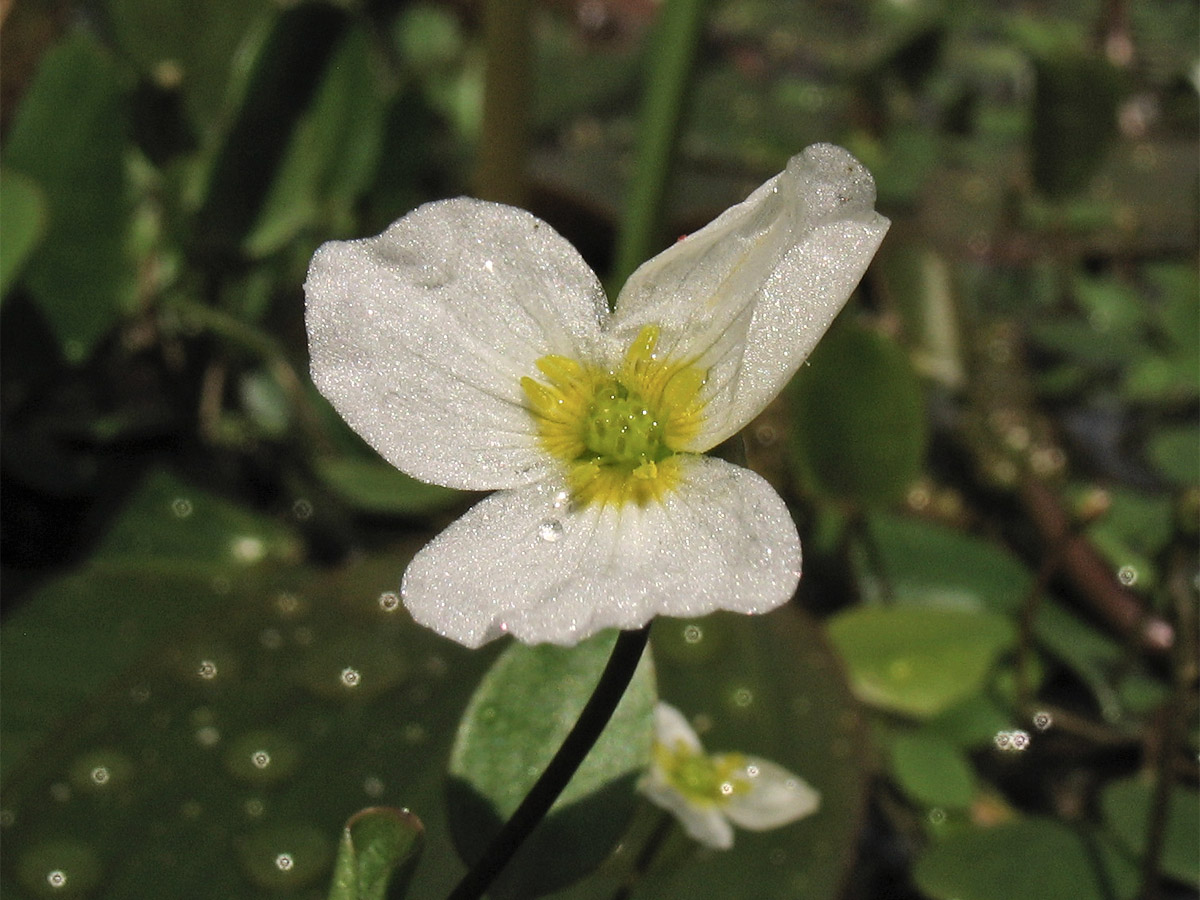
[
  {"x1": 1101, "y1": 776, "x2": 1199, "y2": 888},
  {"x1": 790, "y1": 320, "x2": 927, "y2": 507},
  {"x1": 826, "y1": 606, "x2": 1015, "y2": 718},
  {"x1": 915, "y1": 817, "x2": 1138, "y2": 900}
]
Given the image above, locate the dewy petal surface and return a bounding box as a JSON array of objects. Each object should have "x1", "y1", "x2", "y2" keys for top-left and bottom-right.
[
  {"x1": 724, "y1": 758, "x2": 821, "y2": 831},
  {"x1": 609, "y1": 144, "x2": 890, "y2": 450},
  {"x1": 400, "y1": 456, "x2": 801, "y2": 647},
  {"x1": 305, "y1": 198, "x2": 609, "y2": 490}
]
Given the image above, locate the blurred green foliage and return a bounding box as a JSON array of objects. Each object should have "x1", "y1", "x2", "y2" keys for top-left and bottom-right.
[{"x1": 1, "y1": 0, "x2": 1196, "y2": 899}]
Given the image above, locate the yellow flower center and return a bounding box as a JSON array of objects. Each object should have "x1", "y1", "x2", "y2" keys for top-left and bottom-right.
[
  {"x1": 653, "y1": 739, "x2": 750, "y2": 807},
  {"x1": 521, "y1": 325, "x2": 707, "y2": 507}
]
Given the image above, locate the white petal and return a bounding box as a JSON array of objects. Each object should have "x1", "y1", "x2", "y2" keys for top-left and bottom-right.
[
  {"x1": 638, "y1": 774, "x2": 734, "y2": 850},
  {"x1": 609, "y1": 144, "x2": 889, "y2": 449},
  {"x1": 305, "y1": 198, "x2": 609, "y2": 490},
  {"x1": 400, "y1": 457, "x2": 800, "y2": 647},
  {"x1": 652, "y1": 702, "x2": 705, "y2": 754},
  {"x1": 723, "y1": 758, "x2": 820, "y2": 831}
]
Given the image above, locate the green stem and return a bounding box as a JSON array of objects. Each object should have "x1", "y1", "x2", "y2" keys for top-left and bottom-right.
[
  {"x1": 474, "y1": 0, "x2": 531, "y2": 207},
  {"x1": 611, "y1": 0, "x2": 710, "y2": 290},
  {"x1": 446, "y1": 627, "x2": 652, "y2": 900}
]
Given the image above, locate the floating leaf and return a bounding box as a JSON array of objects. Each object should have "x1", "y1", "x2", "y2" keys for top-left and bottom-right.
[
  {"x1": 447, "y1": 632, "x2": 656, "y2": 898},
  {"x1": 915, "y1": 817, "x2": 1138, "y2": 900},
  {"x1": 1101, "y1": 776, "x2": 1199, "y2": 888},
  {"x1": 328, "y1": 807, "x2": 424, "y2": 900},
  {"x1": 790, "y1": 320, "x2": 928, "y2": 507},
  {"x1": 827, "y1": 606, "x2": 1015, "y2": 718},
  {"x1": 2, "y1": 32, "x2": 135, "y2": 362},
  {"x1": 862, "y1": 513, "x2": 1033, "y2": 614},
  {"x1": 315, "y1": 457, "x2": 464, "y2": 516},
  {"x1": 889, "y1": 731, "x2": 976, "y2": 810}
]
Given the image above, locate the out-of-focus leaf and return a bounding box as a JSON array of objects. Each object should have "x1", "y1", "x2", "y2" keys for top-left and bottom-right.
[
  {"x1": 328, "y1": 808, "x2": 424, "y2": 900},
  {"x1": 791, "y1": 320, "x2": 928, "y2": 507},
  {"x1": 1030, "y1": 51, "x2": 1120, "y2": 199},
  {"x1": 246, "y1": 26, "x2": 386, "y2": 257},
  {"x1": 889, "y1": 731, "x2": 976, "y2": 810},
  {"x1": 315, "y1": 457, "x2": 463, "y2": 516},
  {"x1": 1101, "y1": 776, "x2": 1200, "y2": 888},
  {"x1": 0, "y1": 168, "x2": 47, "y2": 299},
  {"x1": 107, "y1": 0, "x2": 273, "y2": 131},
  {"x1": 826, "y1": 606, "x2": 1014, "y2": 718},
  {"x1": 861, "y1": 513, "x2": 1033, "y2": 614},
  {"x1": 447, "y1": 632, "x2": 655, "y2": 899},
  {"x1": 915, "y1": 818, "x2": 1138, "y2": 900},
  {"x1": 1148, "y1": 425, "x2": 1199, "y2": 486},
  {"x1": 95, "y1": 468, "x2": 301, "y2": 571},
  {"x1": 193, "y1": 3, "x2": 349, "y2": 254},
  {"x1": 2, "y1": 32, "x2": 135, "y2": 362}
]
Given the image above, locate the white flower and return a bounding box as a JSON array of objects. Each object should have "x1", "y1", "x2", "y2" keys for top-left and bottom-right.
[
  {"x1": 638, "y1": 702, "x2": 820, "y2": 849},
  {"x1": 305, "y1": 143, "x2": 888, "y2": 648}
]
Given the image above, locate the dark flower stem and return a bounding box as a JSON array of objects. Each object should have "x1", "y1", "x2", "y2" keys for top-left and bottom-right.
[{"x1": 446, "y1": 626, "x2": 652, "y2": 900}]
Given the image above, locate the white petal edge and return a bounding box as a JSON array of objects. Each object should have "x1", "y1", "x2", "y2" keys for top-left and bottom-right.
[
  {"x1": 608, "y1": 144, "x2": 889, "y2": 450},
  {"x1": 724, "y1": 758, "x2": 821, "y2": 831},
  {"x1": 638, "y1": 773, "x2": 735, "y2": 850},
  {"x1": 305, "y1": 197, "x2": 609, "y2": 490},
  {"x1": 651, "y1": 701, "x2": 704, "y2": 754},
  {"x1": 400, "y1": 456, "x2": 801, "y2": 648}
]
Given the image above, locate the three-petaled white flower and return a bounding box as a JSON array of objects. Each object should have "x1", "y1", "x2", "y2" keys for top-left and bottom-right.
[
  {"x1": 638, "y1": 702, "x2": 820, "y2": 849},
  {"x1": 305, "y1": 143, "x2": 888, "y2": 648}
]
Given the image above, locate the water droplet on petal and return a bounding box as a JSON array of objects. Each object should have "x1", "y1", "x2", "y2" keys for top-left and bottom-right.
[
  {"x1": 552, "y1": 489, "x2": 571, "y2": 510},
  {"x1": 538, "y1": 519, "x2": 563, "y2": 542}
]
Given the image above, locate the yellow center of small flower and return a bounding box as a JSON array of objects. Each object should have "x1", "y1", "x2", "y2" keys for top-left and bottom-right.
[
  {"x1": 521, "y1": 325, "x2": 707, "y2": 507},
  {"x1": 654, "y1": 739, "x2": 750, "y2": 807}
]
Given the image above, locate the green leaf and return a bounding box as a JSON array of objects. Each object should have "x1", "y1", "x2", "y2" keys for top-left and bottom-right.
[
  {"x1": 1148, "y1": 425, "x2": 1200, "y2": 486},
  {"x1": 2, "y1": 32, "x2": 135, "y2": 362},
  {"x1": 0, "y1": 168, "x2": 47, "y2": 299},
  {"x1": 245, "y1": 26, "x2": 386, "y2": 257},
  {"x1": 107, "y1": 0, "x2": 273, "y2": 132},
  {"x1": 94, "y1": 468, "x2": 301, "y2": 571},
  {"x1": 315, "y1": 457, "x2": 464, "y2": 516},
  {"x1": 790, "y1": 320, "x2": 928, "y2": 507},
  {"x1": 862, "y1": 513, "x2": 1034, "y2": 614},
  {"x1": 889, "y1": 731, "x2": 976, "y2": 810},
  {"x1": 328, "y1": 808, "x2": 424, "y2": 900},
  {"x1": 1030, "y1": 51, "x2": 1120, "y2": 199},
  {"x1": 447, "y1": 631, "x2": 656, "y2": 898},
  {"x1": 826, "y1": 606, "x2": 1015, "y2": 718},
  {"x1": 1101, "y1": 776, "x2": 1200, "y2": 888},
  {"x1": 915, "y1": 817, "x2": 1138, "y2": 900}
]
